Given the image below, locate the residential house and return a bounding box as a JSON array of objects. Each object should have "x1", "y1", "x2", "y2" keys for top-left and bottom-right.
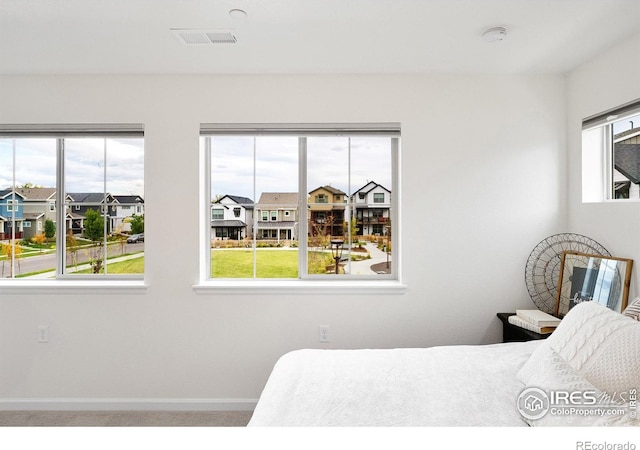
[
  {"x1": 308, "y1": 186, "x2": 346, "y2": 237},
  {"x1": 67, "y1": 192, "x2": 116, "y2": 235},
  {"x1": 16, "y1": 187, "x2": 56, "y2": 240},
  {"x1": 614, "y1": 128, "x2": 640, "y2": 199},
  {"x1": 113, "y1": 195, "x2": 145, "y2": 233},
  {"x1": 211, "y1": 195, "x2": 254, "y2": 240},
  {"x1": 256, "y1": 192, "x2": 298, "y2": 241},
  {"x1": 0, "y1": 189, "x2": 25, "y2": 240},
  {"x1": 351, "y1": 181, "x2": 391, "y2": 236}
]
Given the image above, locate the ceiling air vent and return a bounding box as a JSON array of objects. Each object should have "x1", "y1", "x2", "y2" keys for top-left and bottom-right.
[{"x1": 171, "y1": 29, "x2": 237, "y2": 45}]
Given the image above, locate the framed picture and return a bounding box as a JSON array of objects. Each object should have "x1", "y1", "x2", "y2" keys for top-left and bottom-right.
[{"x1": 555, "y1": 251, "x2": 633, "y2": 318}]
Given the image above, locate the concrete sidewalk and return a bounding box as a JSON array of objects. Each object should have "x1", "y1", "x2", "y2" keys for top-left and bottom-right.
[{"x1": 346, "y1": 242, "x2": 391, "y2": 275}]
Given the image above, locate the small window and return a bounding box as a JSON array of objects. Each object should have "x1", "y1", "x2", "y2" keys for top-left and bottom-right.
[
  {"x1": 233, "y1": 207, "x2": 241, "y2": 218},
  {"x1": 582, "y1": 99, "x2": 640, "y2": 202},
  {"x1": 212, "y1": 208, "x2": 224, "y2": 220}
]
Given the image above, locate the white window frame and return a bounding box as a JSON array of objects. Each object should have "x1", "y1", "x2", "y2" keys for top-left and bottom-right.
[
  {"x1": 582, "y1": 99, "x2": 640, "y2": 203},
  {"x1": 211, "y1": 208, "x2": 224, "y2": 220},
  {"x1": 196, "y1": 123, "x2": 406, "y2": 295},
  {"x1": 0, "y1": 124, "x2": 146, "y2": 292}
]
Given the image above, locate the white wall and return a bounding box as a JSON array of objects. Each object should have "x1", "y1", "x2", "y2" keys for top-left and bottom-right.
[
  {"x1": 0, "y1": 74, "x2": 566, "y2": 407},
  {"x1": 567, "y1": 32, "x2": 640, "y2": 301}
]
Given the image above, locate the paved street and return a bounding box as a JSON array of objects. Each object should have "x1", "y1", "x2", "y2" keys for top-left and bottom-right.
[{"x1": 1, "y1": 242, "x2": 144, "y2": 278}]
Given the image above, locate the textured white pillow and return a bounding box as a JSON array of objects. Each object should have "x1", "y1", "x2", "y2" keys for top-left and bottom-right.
[
  {"x1": 517, "y1": 301, "x2": 640, "y2": 397},
  {"x1": 523, "y1": 347, "x2": 637, "y2": 426},
  {"x1": 622, "y1": 296, "x2": 640, "y2": 321}
]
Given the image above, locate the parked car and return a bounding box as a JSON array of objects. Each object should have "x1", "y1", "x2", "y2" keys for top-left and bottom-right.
[{"x1": 127, "y1": 233, "x2": 144, "y2": 243}]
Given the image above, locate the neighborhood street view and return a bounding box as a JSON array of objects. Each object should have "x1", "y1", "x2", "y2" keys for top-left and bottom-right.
[
  {"x1": 1, "y1": 136, "x2": 145, "y2": 278},
  {"x1": 2, "y1": 133, "x2": 396, "y2": 279}
]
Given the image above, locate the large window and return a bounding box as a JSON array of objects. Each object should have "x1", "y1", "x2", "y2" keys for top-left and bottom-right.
[
  {"x1": 201, "y1": 123, "x2": 399, "y2": 281},
  {"x1": 0, "y1": 125, "x2": 144, "y2": 280},
  {"x1": 582, "y1": 100, "x2": 640, "y2": 201}
]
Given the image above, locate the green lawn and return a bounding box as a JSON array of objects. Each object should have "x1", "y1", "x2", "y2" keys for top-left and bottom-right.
[
  {"x1": 67, "y1": 248, "x2": 338, "y2": 277},
  {"x1": 72, "y1": 256, "x2": 144, "y2": 274},
  {"x1": 212, "y1": 249, "x2": 300, "y2": 278}
]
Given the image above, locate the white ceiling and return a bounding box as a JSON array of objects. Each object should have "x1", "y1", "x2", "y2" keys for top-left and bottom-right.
[{"x1": 0, "y1": 0, "x2": 639, "y2": 75}]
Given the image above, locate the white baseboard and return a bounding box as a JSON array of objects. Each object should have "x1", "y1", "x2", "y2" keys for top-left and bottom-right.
[{"x1": 0, "y1": 398, "x2": 257, "y2": 412}]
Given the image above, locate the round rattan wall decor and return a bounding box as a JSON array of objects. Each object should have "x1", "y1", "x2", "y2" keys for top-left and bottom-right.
[{"x1": 524, "y1": 233, "x2": 610, "y2": 314}]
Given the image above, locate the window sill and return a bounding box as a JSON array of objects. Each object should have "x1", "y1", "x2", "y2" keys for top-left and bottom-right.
[
  {"x1": 193, "y1": 280, "x2": 407, "y2": 295},
  {"x1": 0, "y1": 280, "x2": 147, "y2": 295}
]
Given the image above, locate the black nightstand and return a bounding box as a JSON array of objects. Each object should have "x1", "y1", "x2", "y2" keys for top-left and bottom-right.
[{"x1": 497, "y1": 313, "x2": 551, "y2": 343}]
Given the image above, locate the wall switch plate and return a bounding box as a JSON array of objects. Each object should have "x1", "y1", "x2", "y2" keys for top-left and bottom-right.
[
  {"x1": 319, "y1": 325, "x2": 330, "y2": 343},
  {"x1": 38, "y1": 325, "x2": 49, "y2": 343}
]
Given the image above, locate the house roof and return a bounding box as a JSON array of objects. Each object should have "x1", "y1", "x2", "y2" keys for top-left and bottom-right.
[
  {"x1": 257, "y1": 192, "x2": 298, "y2": 205},
  {"x1": 23, "y1": 212, "x2": 45, "y2": 220},
  {"x1": 217, "y1": 195, "x2": 254, "y2": 205},
  {"x1": 211, "y1": 220, "x2": 247, "y2": 228},
  {"x1": 615, "y1": 144, "x2": 640, "y2": 184},
  {"x1": 256, "y1": 221, "x2": 297, "y2": 229},
  {"x1": 614, "y1": 128, "x2": 640, "y2": 142},
  {"x1": 16, "y1": 187, "x2": 56, "y2": 200},
  {"x1": 0, "y1": 189, "x2": 26, "y2": 200},
  {"x1": 353, "y1": 181, "x2": 391, "y2": 196},
  {"x1": 113, "y1": 195, "x2": 144, "y2": 204},
  {"x1": 68, "y1": 193, "x2": 113, "y2": 203}
]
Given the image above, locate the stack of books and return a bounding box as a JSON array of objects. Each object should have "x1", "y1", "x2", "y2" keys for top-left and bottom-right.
[{"x1": 508, "y1": 309, "x2": 561, "y2": 334}]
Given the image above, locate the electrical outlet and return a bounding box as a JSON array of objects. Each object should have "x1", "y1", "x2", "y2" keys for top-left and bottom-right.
[
  {"x1": 38, "y1": 325, "x2": 49, "y2": 343},
  {"x1": 319, "y1": 325, "x2": 330, "y2": 343}
]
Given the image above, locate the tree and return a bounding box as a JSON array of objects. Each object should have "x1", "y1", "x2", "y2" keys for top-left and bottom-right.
[
  {"x1": 1, "y1": 241, "x2": 22, "y2": 277},
  {"x1": 84, "y1": 209, "x2": 104, "y2": 242},
  {"x1": 66, "y1": 229, "x2": 79, "y2": 267},
  {"x1": 44, "y1": 219, "x2": 56, "y2": 239},
  {"x1": 129, "y1": 214, "x2": 144, "y2": 235},
  {"x1": 84, "y1": 209, "x2": 104, "y2": 273},
  {"x1": 32, "y1": 233, "x2": 46, "y2": 246}
]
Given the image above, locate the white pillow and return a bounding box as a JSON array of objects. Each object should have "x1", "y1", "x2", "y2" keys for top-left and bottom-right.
[
  {"x1": 517, "y1": 301, "x2": 640, "y2": 397},
  {"x1": 622, "y1": 296, "x2": 640, "y2": 321},
  {"x1": 521, "y1": 347, "x2": 637, "y2": 426}
]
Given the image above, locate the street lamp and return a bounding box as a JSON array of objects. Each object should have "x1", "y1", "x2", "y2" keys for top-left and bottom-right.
[{"x1": 331, "y1": 239, "x2": 344, "y2": 274}]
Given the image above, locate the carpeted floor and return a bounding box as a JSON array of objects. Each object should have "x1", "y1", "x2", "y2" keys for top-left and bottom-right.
[{"x1": 0, "y1": 410, "x2": 253, "y2": 427}]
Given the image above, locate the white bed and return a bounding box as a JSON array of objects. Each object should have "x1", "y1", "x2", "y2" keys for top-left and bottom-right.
[{"x1": 249, "y1": 301, "x2": 640, "y2": 427}]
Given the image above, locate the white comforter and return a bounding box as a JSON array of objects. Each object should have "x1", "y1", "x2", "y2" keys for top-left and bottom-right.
[{"x1": 248, "y1": 340, "x2": 542, "y2": 426}]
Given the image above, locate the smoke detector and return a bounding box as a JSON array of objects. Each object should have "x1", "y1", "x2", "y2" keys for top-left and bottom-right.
[
  {"x1": 482, "y1": 26, "x2": 508, "y2": 43},
  {"x1": 171, "y1": 29, "x2": 237, "y2": 45}
]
